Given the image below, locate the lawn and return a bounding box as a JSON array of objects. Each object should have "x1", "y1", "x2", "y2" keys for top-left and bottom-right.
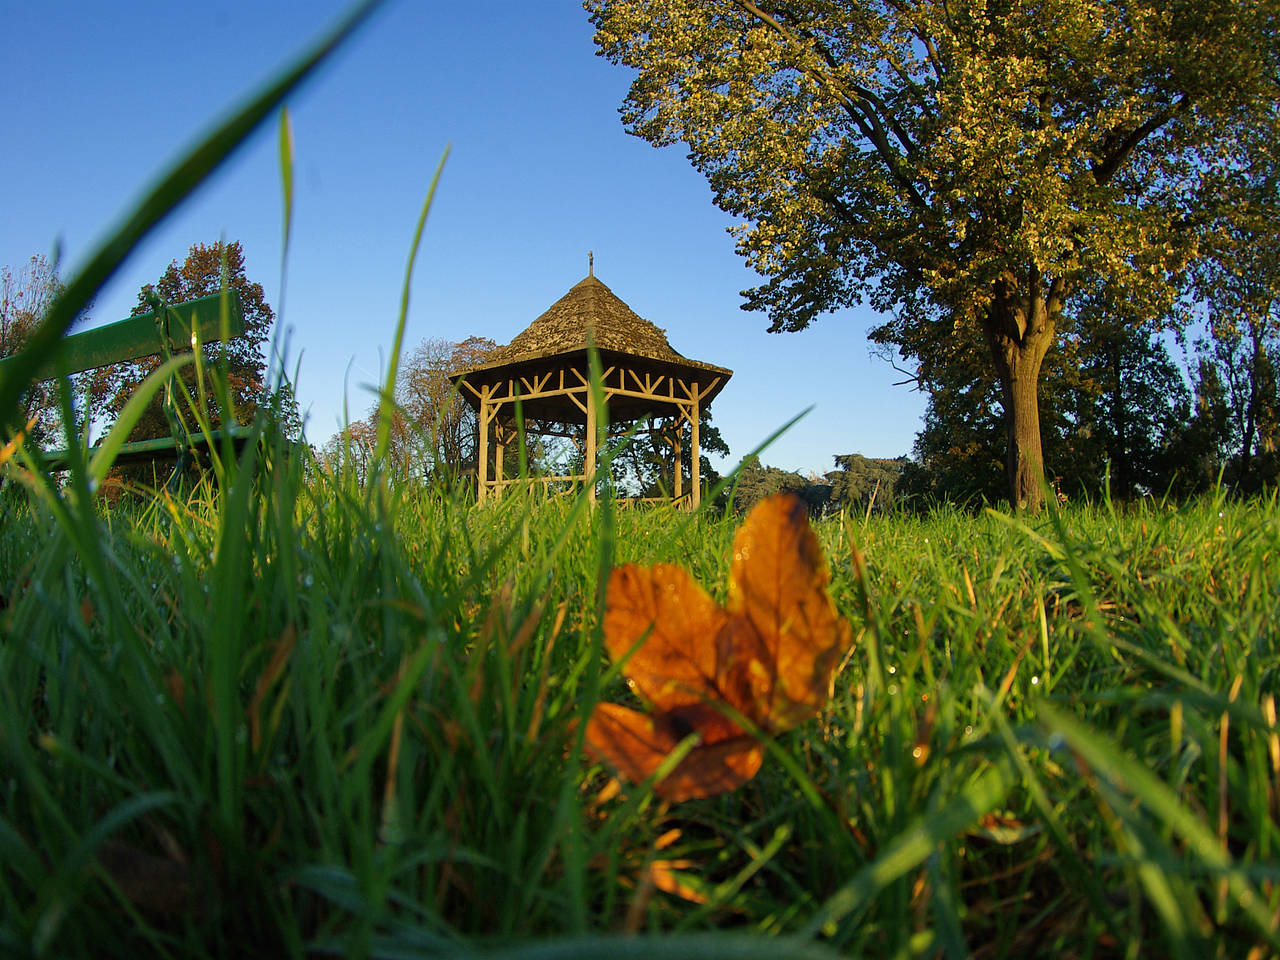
[{"x1": 2, "y1": 444, "x2": 1278, "y2": 957}]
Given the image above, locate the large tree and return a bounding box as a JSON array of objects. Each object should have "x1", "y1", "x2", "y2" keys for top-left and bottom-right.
[{"x1": 588, "y1": 0, "x2": 1280, "y2": 508}]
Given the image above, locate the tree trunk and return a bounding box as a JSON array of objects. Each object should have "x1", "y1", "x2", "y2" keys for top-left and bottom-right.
[
  {"x1": 983, "y1": 273, "x2": 1061, "y2": 511},
  {"x1": 1109, "y1": 346, "x2": 1129, "y2": 498},
  {"x1": 1238, "y1": 319, "x2": 1265, "y2": 489}
]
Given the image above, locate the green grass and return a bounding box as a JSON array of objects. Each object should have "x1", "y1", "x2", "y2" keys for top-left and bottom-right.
[
  {"x1": 2, "y1": 444, "x2": 1279, "y2": 957},
  {"x1": 3, "y1": 3, "x2": 1280, "y2": 954}
]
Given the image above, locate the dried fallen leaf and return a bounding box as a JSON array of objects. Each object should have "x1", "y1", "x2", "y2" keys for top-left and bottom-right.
[{"x1": 585, "y1": 493, "x2": 853, "y2": 801}]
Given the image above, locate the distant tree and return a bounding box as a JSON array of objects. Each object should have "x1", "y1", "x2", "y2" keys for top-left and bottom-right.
[
  {"x1": 731, "y1": 455, "x2": 829, "y2": 514},
  {"x1": 897, "y1": 318, "x2": 1011, "y2": 506},
  {"x1": 93, "y1": 240, "x2": 275, "y2": 443},
  {"x1": 1064, "y1": 289, "x2": 1191, "y2": 498},
  {"x1": 589, "y1": 0, "x2": 1280, "y2": 509},
  {"x1": 1, "y1": 255, "x2": 77, "y2": 448},
  {"x1": 318, "y1": 417, "x2": 379, "y2": 485},
  {"x1": 1190, "y1": 321, "x2": 1280, "y2": 493},
  {"x1": 1161, "y1": 357, "x2": 1233, "y2": 496},
  {"x1": 825, "y1": 454, "x2": 905, "y2": 513},
  {"x1": 400, "y1": 335, "x2": 498, "y2": 480},
  {"x1": 326, "y1": 336, "x2": 501, "y2": 487},
  {"x1": 1189, "y1": 168, "x2": 1280, "y2": 493},
  {"x1": 610, "y1": 412, "x2": 730, "y2": 499}
]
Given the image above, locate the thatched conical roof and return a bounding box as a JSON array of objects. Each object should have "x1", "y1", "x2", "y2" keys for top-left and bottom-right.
[
  {"x1": 488, "y1": 274, "x2": 693, "y2": 366},
  {"x1": 451, "y1": 273, "x2": 732, "y2": 422}
]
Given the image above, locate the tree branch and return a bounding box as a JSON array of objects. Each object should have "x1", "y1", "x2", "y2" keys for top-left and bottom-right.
[
  {"x1": 734, "y1": 0, "x2": 932, "y2": 214},
  {"x1": 1091, "y1": 95, "x2": 1190, "y2": 185}
]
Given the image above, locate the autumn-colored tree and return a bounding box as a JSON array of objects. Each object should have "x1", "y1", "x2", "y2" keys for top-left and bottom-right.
[
  {"x1": 95, "y1": 241, "x2": 274, "y2": 442},
  {"x1": 588, "y1": 0, "x2": 1280, "y2": 508}
]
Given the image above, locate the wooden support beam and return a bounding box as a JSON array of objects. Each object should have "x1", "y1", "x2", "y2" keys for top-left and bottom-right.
[
  {"x1": 690, "y1": 384, "x2": 702, "y2": 510},
  {"x1": 673, "y1": 420, "x2": 683, "y2": 501},
  {"x1": 585, "y1": 385, "x2": 598, "y2": 504},
  {"x1": 477, "y1": 384, "x2": 491, "y2": 504}
]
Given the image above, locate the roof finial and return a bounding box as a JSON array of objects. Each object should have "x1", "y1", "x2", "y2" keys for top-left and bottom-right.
[{"x1": 588, "y1": 250, "x2": 594, "y2": 277}]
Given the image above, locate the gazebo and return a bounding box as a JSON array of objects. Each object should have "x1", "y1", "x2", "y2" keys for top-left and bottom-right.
[{"x1": 449, "y1": 264, "x2": 732, "y2": 507}]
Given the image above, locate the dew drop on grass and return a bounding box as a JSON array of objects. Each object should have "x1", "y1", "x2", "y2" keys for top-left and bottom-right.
[
  {"x1": 1031, "y1": 675, "x2": 1040, "y2": 685},
  {"x1": 888, "y1": 683, "x2": 899, "y2": 696},
  {"x1": 887, "y1": 665, "x2": 896, "y2": 674},
  {"x1": 302, "y1": 573, "x2": 314, "y2": 588}
]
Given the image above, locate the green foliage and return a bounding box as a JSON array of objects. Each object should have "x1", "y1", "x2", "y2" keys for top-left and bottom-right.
[
  {"x1": 904, "y1": 295, "x2": 1193, "y2": 504},
  {"x1": 588, "y1": 0, "x2": 1280, "y2": 507},
  {"x1": 730, "y1": 453, "x2": 826, "y2": 513},
  {"x1": 824, "y1": 453, "x2": 904, "y2": 513},
  {"x1": 609, "y1": 413, "x2": 730, "y2": 499},
  {"x1": 1062, "y1": 301, "x2": 1190, "y2": 499}
]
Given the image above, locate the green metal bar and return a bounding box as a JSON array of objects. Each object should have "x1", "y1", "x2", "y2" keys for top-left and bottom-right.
[
  {"x1": 0, "y1": 289, "x2": 244, "y2": 383},
  {"x1": 42, "y1": 425, "x2": 257, "y2": 471}
]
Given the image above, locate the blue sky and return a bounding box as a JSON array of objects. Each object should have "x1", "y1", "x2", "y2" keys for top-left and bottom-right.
[{"x1": 1, "y1": 0, "x2": 926, "y2": 477}]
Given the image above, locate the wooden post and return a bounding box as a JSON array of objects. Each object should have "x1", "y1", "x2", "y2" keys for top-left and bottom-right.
[
  {"x1": 690, "y1": 387, "x2": 701, "y2": 509},
  {"x1": 494, "y1": 420, "x2": 505, "y2": 497},
  {"x1": 585, "y1": 385, "x2": 597, "y2": 504},
  {"x1": 672, "y1": 416, "x2": 683, "y2": 502},
  {"x1": 478, "y1": 385, "x2": 491, "y2": 504}
]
